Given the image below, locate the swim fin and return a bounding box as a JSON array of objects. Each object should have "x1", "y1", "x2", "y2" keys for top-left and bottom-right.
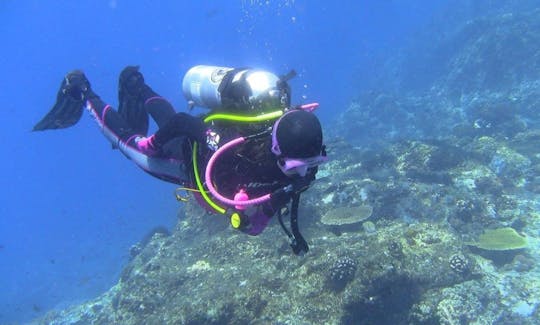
[
  {"x1": 118, "y1": 66, "x2": 149, "y2": 136},
  {"x1": 33, "y1": 71, "x2": 89, "y2": 131}
]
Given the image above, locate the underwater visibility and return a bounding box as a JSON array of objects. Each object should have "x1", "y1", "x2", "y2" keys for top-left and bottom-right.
[{"x1": 2, "y1": 0, "x2": 540, "y2": 324}]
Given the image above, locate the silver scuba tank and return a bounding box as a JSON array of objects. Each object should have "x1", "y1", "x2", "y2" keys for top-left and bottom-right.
[
  {"x1": 182, "y1": 65, "x2": 285, "y2": 111},
  {"x1": 182, "y1": 65, "x2": 234, "y2": 109}
]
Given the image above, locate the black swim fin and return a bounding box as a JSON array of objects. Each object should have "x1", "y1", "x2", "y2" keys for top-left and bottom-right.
[
  {"x1": 118, "y1": 66, "x2": 149, "y2": 135},
  {"x1": 33, "y1": 71, "x2": 89, "y2": 131}
]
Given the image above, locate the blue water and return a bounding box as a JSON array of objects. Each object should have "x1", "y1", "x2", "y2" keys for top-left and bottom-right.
[{"x1": 0, "y1": 1, "x2": 447, "y2": 323}]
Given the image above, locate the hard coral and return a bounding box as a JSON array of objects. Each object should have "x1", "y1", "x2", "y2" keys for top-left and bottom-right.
[
  {"x1": 449, "y1": 254, "x2": 469, "y2": 274},
  {"x1": 328, "y1": 257, "x2": 357, "y2": 291}
]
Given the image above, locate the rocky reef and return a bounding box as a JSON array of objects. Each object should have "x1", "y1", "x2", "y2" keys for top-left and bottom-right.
[
  {"x1": 34, "y1": 201, "x2": 479, "y2": 324},
  {"x1": 332, "y1": 6, "x2": 540, "y2": 147},
  {"x1": 33, "y1": 2, "x2": 540, "y2": 324},
  {"x1": 33, "y1": 132, "x2": 540, "y2": 324}
]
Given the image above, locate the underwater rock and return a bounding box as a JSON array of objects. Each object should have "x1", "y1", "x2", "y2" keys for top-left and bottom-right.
[
  {"x1": 357, "y1": 148, "x2": 397, "y2": 174},
  {"x1": 474, "y1": 175, "x2": 503, "y2": 196},
  {"x1": 511, "y1": 129, "x2": 540, "y2": 156},
  {"x1": 34, "y1": 211, "x2": 473, "y2": 325},
  {"x1": 488, "y1": 146, "x2": 531, "y2": 185},
  {"x1": 504, "y1": 254, "x2": 536, "y2": 273},
  {"x1": 388, "y1": 240, "x2": 404, "y2": 259},
  {"x1": 128, "y1": 244, "x2": 142, "y2": 259},
  {"x1": 129, "y1": 226, "x2": 171, "y2": 260},
  {"x1": 342, "y1": 274, "x2": 421, "y2": 325},
  {"x1": 396, "y1": 7, "x2": 540, "y2": 95}
]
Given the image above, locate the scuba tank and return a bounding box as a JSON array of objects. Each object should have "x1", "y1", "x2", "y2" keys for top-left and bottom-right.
[
  {"x1": 182, "y1": 65, "x2": 291, "y2": 112},
  {"x1": 182, "y1": 65, "x2": 233, "y2": 109}
]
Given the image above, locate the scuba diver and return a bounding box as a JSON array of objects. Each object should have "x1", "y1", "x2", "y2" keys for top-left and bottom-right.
[{"x1": 33, "y1": 65, "x2": 328, "y2": 255}]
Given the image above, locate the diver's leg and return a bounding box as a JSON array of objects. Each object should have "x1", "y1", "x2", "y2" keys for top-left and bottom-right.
[
  {"x1": 86, "y1": 94, "x2": 187, "y2": 184},
  {"x1": 85, "y1": 91, "x2": 187, "y2": 184},
  {"x1": 154, "y1": 112, "x2": 207, "y2": 146},
  {"x1": 144, "y1": 95, "x2": 177, "y2": 127},
  {"x1": 118, "y1": 66, "x2": 176, "y2": 133},
  {"x1": 134, "y1": 112, "x2": 206, "y2": 157},
  {"x1": 35, "y1": 70, "x2": 188, "y2": 184},
  {"x1": 85, "y1": 94, "x2": 140, "y2": 146}
]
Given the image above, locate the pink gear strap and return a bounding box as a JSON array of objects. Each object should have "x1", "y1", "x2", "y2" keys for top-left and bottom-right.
[{"x1": 298, "y1": 102, "x2": 319, "y2": 112}]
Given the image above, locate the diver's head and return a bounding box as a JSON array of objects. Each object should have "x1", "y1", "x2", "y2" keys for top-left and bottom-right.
[{"x1": 271, "y1": 110, "x2": 327, "y2": 177}]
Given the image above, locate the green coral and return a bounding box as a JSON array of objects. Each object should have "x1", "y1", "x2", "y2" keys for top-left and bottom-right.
[{"x1": 468, "y1": 227, "x2": 527, "y2": 251}]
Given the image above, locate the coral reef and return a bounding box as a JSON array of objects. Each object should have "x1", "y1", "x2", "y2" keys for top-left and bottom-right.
[{"x1": 36, "y1": 215, "x2": 475, "y2": 324}]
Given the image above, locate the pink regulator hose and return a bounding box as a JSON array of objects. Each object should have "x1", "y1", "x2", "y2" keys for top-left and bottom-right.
[{"x1": 205, "y1": 137, "x2": 272, "y2": 206}]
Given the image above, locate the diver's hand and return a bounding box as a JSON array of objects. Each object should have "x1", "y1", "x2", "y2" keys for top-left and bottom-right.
[
  {"x1": 270, "y1": 185, "x2": 293, "y2": 207},
  {"x1": 271, "y1": 176, "x2": 312, "y2": 207},
  {"x1": 291, "y1": 235, "x2": 309, "y2": 255}
]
